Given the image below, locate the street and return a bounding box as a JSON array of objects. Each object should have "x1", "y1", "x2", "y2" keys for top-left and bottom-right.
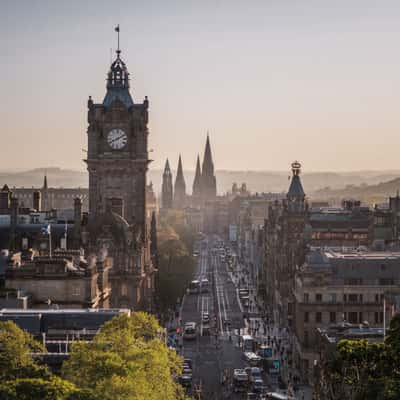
[
  {"x1": 175, "y1": 235, "x2": 313, "y2": 399},
  {"x1": 179, "y1": 237, "x2": 245, "y2": 399}
]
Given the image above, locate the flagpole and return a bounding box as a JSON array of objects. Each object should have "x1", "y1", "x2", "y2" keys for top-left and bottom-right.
[
  {"x1": 65, "y1": 219, "x2": 68, "y2": 250},
  {"x1": 49, "y1": 223, "x2": 52, "y2": 258}
]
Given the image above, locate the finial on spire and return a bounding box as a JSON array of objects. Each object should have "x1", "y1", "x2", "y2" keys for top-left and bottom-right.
[
  {"x1": 291, "y1": 160, "x2": 301, "y2": 176},
  {"x1": 115, "y1": 25, "x2": 121, "y2": 57}
]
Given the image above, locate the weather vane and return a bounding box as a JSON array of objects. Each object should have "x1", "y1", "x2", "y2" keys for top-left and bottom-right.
[{"x1": 115, "y1": 25, "x2": 120, "y2": 56}]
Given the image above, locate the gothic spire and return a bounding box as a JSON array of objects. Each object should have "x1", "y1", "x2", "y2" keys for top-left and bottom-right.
[
  {"x1": 175, "y1": 155, "x2": 185, "y2": 188},
  {"x1": 43, "y1": 174, "x2": 48, "y2": 190},
  {"x1": 200, "y1": 134, "x2": 217, "y2": 200},
  {"x1": 161, "y1": 158, "x2": 173, "y2": 210},
  {"x1": 174, "y1": 155, "x2": 186, "y2": 209},
  {"x1": 192, "y1": 154, "x2": 202, "y2": 196},
  {"x1": 164, "y1": 158, "x2": 171, "y2": 174},
  {"x1": 202, "y1": 132, "x2": 214, "y2": 177}
]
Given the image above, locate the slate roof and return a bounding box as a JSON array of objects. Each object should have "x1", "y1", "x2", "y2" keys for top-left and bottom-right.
[
  {"x1": 103, "y1": 87, "x2": 134, "y2": 109},
  {"x1": 287, "y1": 175, "x2": 305, "y2": 198}
]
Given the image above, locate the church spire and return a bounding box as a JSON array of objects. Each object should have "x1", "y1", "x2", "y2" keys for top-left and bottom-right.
[
  {"x1": 43, "y1": 174, "x2": 48, "y2": 190},
  {"x1": 161, "y1": 158, "x2": 173, "y2": 210},
  {"x1": 201, "y1": 133, "x2": 217, "y2": 201},
  {"x1": 192, "y1": 154, "x2": 202, "y2": 196},
  {"x1": 202, "y1": 132, "x2": 214, "y2": 177},
  {"x1": 174, "y1": 155, "x2": 186, "y2": 209}
]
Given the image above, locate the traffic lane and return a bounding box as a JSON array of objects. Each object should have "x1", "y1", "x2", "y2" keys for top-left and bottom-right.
[{"x1": 214, "y1": 256, "x2": 244, "y2": 331}]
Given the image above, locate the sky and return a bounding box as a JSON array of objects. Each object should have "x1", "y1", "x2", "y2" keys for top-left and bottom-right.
[{"x1": 1, "y1": 0, "x2": 400, "y2": 173}]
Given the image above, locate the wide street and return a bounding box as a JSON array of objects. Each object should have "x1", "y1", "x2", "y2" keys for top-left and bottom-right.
[{"x1": 179, "y1": 237, "x2": 246, "y2": 399}]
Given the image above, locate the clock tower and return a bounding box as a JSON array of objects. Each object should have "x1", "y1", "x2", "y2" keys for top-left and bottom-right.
[
  {"x1": 84, "y1": 29, "x2": 154, "y2": 310},
  {"x1": 85, "y1": 40, "x2": 149, "y2": 236}
]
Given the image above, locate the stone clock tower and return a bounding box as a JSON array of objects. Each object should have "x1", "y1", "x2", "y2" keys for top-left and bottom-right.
[
  {"x1": 84, "y1": 33, "x2": 155, "y2": 310},
  {"x1": 86, "y1": 46, "x2": 149, "y2": 234}
]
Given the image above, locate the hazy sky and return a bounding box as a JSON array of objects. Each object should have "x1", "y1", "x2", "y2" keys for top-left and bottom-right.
[{"x1": 2, "y1": 0, "x2": 400, "y2": 173}]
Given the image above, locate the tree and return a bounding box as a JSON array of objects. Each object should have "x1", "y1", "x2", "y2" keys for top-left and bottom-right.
[
  {"x1": 319, "y1": 314, "x2": 400, "y2": 400},
  {"x1": 0, "y1": 377, "x2": 98, "y2": 400},
  {"x1": 62, "y1": 313, "x2": 186, "y2": 400},
  {"x1": 0, "y1": 320, "x2": 49, "y2": 381},
  {"x1": 155, "y1": 212, "x2": 197, "y2": 314}
]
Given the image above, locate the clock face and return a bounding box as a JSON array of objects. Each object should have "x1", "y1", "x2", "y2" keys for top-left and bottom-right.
[{"x1": 107, "y1": 128, "x2": 127, "y2": 150}]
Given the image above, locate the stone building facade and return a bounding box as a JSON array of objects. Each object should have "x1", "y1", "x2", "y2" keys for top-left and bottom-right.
[
  {"x1": 292, "y1": 248, "x2": 400, "y2": 381},
  {"x1": 5, "y1": 249, "x2": 110, "y2": 308}
]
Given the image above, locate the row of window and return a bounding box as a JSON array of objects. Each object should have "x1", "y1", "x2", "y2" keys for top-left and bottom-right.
[
  {"x1": 303, "y1": 311, "x2": 384, "y2": 325},
  {"x1": 16, "y1": 193, "x2": 87, "y2": 199},
  {"x1": 304, "y1": 292, "x2": 389, "y2": 303},
  {"x1": 311, "y1": 232, "x2": 368, "y2": 240}
]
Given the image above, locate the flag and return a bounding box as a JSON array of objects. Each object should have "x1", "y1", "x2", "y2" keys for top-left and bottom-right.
[
  {"x1": 115, "y1": 25, "x2": 120, "y2": 32},
  {"x1": 41, "y1": 224, "x2": 51, "y2": 236}
]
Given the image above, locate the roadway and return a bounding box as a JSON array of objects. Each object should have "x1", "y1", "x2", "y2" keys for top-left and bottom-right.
[{"x1": 179, "y1": 236, "x2": 246, "y2": 399}]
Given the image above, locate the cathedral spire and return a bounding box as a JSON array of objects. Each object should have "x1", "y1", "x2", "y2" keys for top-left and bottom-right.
[
  {"x1": 201, "y1": 134, "x2": 217, "y2": 201},
  {"x1": 192, "y1": 154, "x2": 202, "y2": 196},
  {"x1": 161, "y1": 158, "x2": 173, "y2": 210},
  {"x1": 202, "y1": 132, "x2": 214, "y2": 177},
  {"x1": 43, "y1": 174, "x2": 48, "y2": 190},
  {"x1": 174, "y1": 155, "x2": 186, "y2": 209}
]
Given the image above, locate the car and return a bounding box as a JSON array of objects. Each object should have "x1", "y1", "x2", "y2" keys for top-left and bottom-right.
[
  {"x1": 244, "y1": 352, "x2": 261, "y2": 366},
  {"x1": 202, "y1": 312, "x2": 210, "y2": 323},
  {"x1": 233, "y1": 369, "x2": 249, "y2": 393},
  {"x1": 182, "y1": 367, "x2": 192, "y2": 378},
  {"x1": 200, "y1": 278, "x2": 209, "y2": 293},
  {"x1": 183, "y1": 358, "x2": 193, "y2": 369}
]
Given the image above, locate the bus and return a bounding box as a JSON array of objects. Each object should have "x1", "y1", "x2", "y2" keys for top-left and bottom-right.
[
  {"x1": 183, "y1": 322, "x2": 197, "y2": 340},
  {"x1": 188, "y1": 280, "x2": 200, "y2": 294}
]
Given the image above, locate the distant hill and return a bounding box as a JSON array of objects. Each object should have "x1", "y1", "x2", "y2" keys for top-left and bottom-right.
[
  {"x1": 1, "y1": 168, "x2": 400, "y2": 200},
  {"x1": 312, "y1": 177, "x2": 400, "y2": 204}
]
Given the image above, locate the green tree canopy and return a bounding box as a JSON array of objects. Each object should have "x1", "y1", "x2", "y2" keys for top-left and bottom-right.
[
  {"x1": 0, "y1": 377, "x2": 98, "y2": 400},
  {"x1": 62, "y1": 313, "x2": 186, "y2": 400},
  {"x1": 319, "y1": 314, "x2": 400, "y2": 400},
  {"x1": 0, "y1": 320, "x2": 49, "y2": 381}
]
